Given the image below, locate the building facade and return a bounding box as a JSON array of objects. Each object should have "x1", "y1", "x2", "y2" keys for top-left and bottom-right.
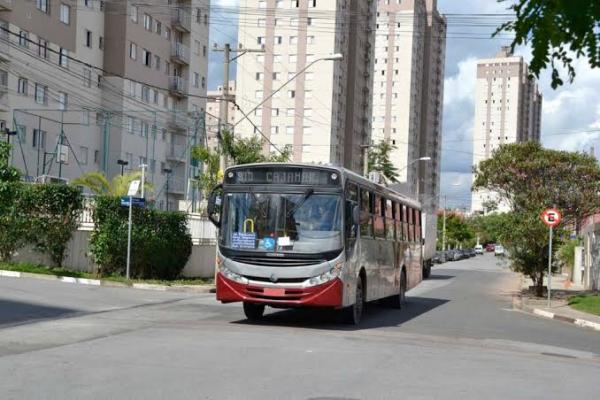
[
  {"x1": 372, "y1": 0, "x2": 446, "y2": 253},
  {"x1": 235, "y1": 0, "x2": 376, "y2": 172},
  {"x1": 471, "y1": 46, "x2": 542, "y2": 214},
  {"x1": 0, "y1": 0, "x2": 210, "y2": 211}
]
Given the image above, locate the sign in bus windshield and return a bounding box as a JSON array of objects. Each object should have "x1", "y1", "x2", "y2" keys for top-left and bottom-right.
[{"x1": 225, "y1": 167, "x2": 339, "y2": 186}]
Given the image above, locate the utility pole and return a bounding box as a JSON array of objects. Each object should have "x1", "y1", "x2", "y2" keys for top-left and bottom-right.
[
  {"x1": 442, "y1": 195, "x2": 447, "y2": 251},
  {"x1": 214, "y1": 43, "x2": 264, "y2": 172}
]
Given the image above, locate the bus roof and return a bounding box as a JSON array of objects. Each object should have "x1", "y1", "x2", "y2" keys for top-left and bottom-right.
[{"x1": 225, "y1": 162, "x2": 421, "y2": 209}]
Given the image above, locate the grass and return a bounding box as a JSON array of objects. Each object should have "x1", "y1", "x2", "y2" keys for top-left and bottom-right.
[
  {"x1": 569, "y1": 295, "x2": 600, "y2": 316},
  {"x1": 0, "y1": 261, "x2": 213, "y2": 286}
]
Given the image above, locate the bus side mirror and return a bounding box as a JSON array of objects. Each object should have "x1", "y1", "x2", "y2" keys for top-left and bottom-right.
[{"x1": 207, "y1": 184, "x2": 223, "y2": 228}]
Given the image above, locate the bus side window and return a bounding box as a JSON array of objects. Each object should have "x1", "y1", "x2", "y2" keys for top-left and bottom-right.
[
  {"x1": 386, "y1": 199, "x2": 395, "y2": 241},
  {"x1": 415, "y1": 210, "x2": 422, "y2": 242},
  {"x1": 408, "y1": 207, "x2": 414, "y2": 242},
  {"x1": 345, "y1": 183, "x2": 358, "y2": 240},
  {"x1": 359, "y1": 189, "x2": 372, "y2": 238},
  {"x1": 402, "y1": 205, "x2": 409, "y2": 241},
  {"x1": 394, "y1": 202, "x2": 402, "y2": 242},
  {"x1": 373, "y1": 195, "x2": 385, "y2": 239}
]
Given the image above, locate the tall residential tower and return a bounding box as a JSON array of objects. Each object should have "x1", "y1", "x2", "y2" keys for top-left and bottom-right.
[{"x1": 471, "y1": 47, "x2": 542, "y2": 214}]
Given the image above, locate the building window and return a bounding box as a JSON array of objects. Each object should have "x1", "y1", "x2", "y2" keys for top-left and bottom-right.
[
  {"x1": 127, "y1": 116, "x2": 135, "y2": 134},
  {"x1": 255, "y1": 90, "x2": 263, "y2": 99},
  {"x1": 256, "y1": 72, "x2": 264, "y2": 80},
  {"x1": 60, "y1": 4, "x2": 71, "y2": 25},
  {"x1": 141, "y1": 122, "x2": 149, "y2": 137},
  {"x1": 141, "y1": 86, "x2": 150, "y2": 102},
  {"x1": 286, "y1": 126, "x2": 294, "y2": 135},
  {"x1": 129, "y1": 42, "x2": 137, "y2": 60},
  {"x1": 85, "y1": 30, "x2": 92, "y2": 48},
  {"x1": 203, "y1": 45, "x2": 207, "y2": 57},
  {"x1": 131, "y1": 5, "x2": 138, "y2": 23},
  {"x1": 36, "y1": 0, "x2": 50, "y2": 14},
  {"x1": 58, "y1": 92, "x2": 68, "y2": 110},
  {"x1": 275, "y1": 36, "x2": 283, "y2": 44},
  {"x1": 164, "y1": 27, "x2": 171, "y2": 40},
  {"x1": 19, "y1": 31, "x2": 29, "y2": 48},
  {"x1": 201, "y1": 76, "x2": 205, "y2": 88},
  {"x1": 257, "y1": 36, "x2": 265, "y2": 45},
  {"x1": 288, "y1": 90, "x2": 295, "y2": 98},
  {"x1": 143, "y1": 14, "x2": 152, "y2": 30},
  {"x1": 142, "y1": 49, "x2": 151, "y2": 67},
  {"x1": 193, "y1": 72, "x2": 199, "y2": 88},
  {"x1": 155, "y1": 21, "x2": 162, "y2": 35},
  {"x1": 155, "y1": 55, "x2": 161, "y2": 70},
  {"x1": 37, "y1": 38, "x2": 48, "y2": 58},
  {"x1": 33, "y1": 129, "x2": 47, "y2": 149},
  {"x1": 99, "y1": 36, "x2": 104, "y2": 50},
  {"x1": 272, "y1": 108, "x2": 279, "y2": 117},
  {"x1": 59, "y1": 48, "x2": 69, "y2": 67},
  {"x1": 196, "y1": 8, "x2": 201, "y2": 23},
  {"x1": 80, "y1": 146, "x2": 88, "y2": 165},
  {"x1": 17, "y1": 78, "x2": 28, "y2": 95}
]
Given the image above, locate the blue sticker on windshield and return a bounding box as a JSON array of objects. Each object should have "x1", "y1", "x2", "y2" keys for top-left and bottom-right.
[
  {"x1": 262, "y1": 237, "x2": 276, "y2": 251},
  {"x1": 232, "y1": 233, "x2": 257, "y2": 249}
]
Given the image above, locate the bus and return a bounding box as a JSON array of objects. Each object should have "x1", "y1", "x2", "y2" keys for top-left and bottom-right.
[{"x1": 207, "y1": 163, "x2": 424, "y2": 324}]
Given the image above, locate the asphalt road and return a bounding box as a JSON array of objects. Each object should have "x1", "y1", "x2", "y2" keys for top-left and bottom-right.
[{"x1": 0, "y1": 254, "x2": 598, "y2": 400}]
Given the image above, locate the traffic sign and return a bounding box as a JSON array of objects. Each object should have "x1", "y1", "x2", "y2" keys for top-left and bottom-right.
[
  {"x1": 540, "y1": 208, "x2": 561, "y2": 228},
  {"x1": 120, "y1": 197, "x2": 146, "y2": 208},
  {"x1": 127, "y1": 180, "x2": 141, "y2": 196}
]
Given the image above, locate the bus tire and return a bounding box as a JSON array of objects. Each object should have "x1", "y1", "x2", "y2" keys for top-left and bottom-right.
[
  {"x1": 342, "y1": 275, "x2": 365, "y2": 325},
  {"x1": 389, "y1": 270, "x2": 407, "y2": 309},
  {"x1": 423, "y1": 262, "x2": 431, "y2": 279},
  {"x1": 243, "y1": 302, "x2": 265, "y2": 321}
]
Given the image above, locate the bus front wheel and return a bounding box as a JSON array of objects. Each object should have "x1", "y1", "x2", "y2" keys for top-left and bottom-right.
[
  {"x1": 342, "y1": 276, "x2": 365, "y2": 325},
  {"x1": 389, "y1": 270, "x2": 407, "y2": 309},
  {"x1": 243, "y1": 302, "x2": 265, "y2": 321}
]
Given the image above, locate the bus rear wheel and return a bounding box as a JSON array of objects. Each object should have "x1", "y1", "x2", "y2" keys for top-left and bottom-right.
[
  {"x1": 342, "y1": 276, "x2": 364, "y2": 325},
  {"x1": 389, "y1": 270, "x2": 407, "y2": 309},
  {"x1": 243, "y1": 302, "x2": 265, "y2": 321}
]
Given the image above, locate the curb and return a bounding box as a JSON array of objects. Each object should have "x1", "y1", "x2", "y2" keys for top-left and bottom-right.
[
  {"x1": 513, "y1": 294, "x2": 600, "y2": 332},
  {"x1": 0, "y1": 269, "x2": 214, "y2": 294}
]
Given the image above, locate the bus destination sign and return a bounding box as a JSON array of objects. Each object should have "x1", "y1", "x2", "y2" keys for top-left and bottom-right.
[{"x1": 226, "y1": 167, "x2": 339, "y2": 186}]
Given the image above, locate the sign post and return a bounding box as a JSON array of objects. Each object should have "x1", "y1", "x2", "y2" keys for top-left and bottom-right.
[
  {"x1": 540, "y1": 208, "x2": 562, "y2": 308},
  {"x1": 126, "y1": 180, "x2": 141, "y2": 280}
]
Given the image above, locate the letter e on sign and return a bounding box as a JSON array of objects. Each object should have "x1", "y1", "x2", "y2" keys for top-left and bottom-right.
[{"x1": 540, "y1": 208, "x2": 561, "y2": 228}]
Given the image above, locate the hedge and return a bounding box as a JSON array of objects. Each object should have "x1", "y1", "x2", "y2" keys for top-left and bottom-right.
[
  {"x1": 0, "y1": 182, "x2": 83, "y2": 266},
  {"x1": 89, "y1": 196, "x2": 192, "y2": 280}
]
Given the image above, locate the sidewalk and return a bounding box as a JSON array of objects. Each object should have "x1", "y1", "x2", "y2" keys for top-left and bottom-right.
[{"x1": 514, "y1": 274, "x2": 600, "y2": 332}]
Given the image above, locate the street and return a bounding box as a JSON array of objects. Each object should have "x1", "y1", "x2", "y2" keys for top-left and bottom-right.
[{"x1": 0, "y1": 254, "x2": 598, "y2": 400}]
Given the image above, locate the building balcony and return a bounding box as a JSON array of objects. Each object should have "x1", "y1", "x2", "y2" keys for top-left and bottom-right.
[
  {"x1": 168, "y1": 76, "x2": 188, "y2": 97},
  {"x1": 171, "y1": 7, "x2": 191, "y2": 32},
  {"x1": 0, "y1": 0, "x2": 13, "y2": 11},
  {"x1": 167, "y1": 143, "x2": 188, "y2": 163},
  {"x1": 166, "y1": 177, "x2": 186, "y2": 194},
  {"x1": 168, "y1": 110, "x2": 188, "y2": 131},
  {"x1": 170, "y1": 42, "x2": 189, "y2": 65}
]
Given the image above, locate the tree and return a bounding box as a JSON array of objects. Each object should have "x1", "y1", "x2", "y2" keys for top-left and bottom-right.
[
  {"x1": 192, "y1": 130, "x2": 292, "y2": 197},
  {"x1": 368, "y1": 141, "x2": 399, "y2": 183},
  {"x1": 437, "y1": 212, "x2": 476, "y2": 249},
  {"x1": 71, "y1": 171, "x2": 153, "y2": 196},
  {"x1": 473, "y1": 142, "x2": 600, "y2": 296},
  {"x1": 0, "y1": 141, "x2": 20, "y2": 183},
  {"x1": 468, "y1": 213, "x2": 512, "y2": 245},
  {"x1": 496, "y1": 0, "x2": 600, "y2": 88}
]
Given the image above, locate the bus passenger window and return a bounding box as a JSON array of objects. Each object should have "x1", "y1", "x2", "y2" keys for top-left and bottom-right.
[
  {"x1": 359, "y1": 189, "x2": 373, "y2": 238},
  {"x1": 395, "y1": 203, "x2": 403, "y2": 241},
  {"x1": 407, "y1": 207, "x2": 414, "y2": 242},
  {"x1": 402, "y1": 205, "x2": 409, "y2": 241},
  {"x1": 415, "y1": 210, "x2": 422, "y2": 242},
  {"x1": 345, "y1": 184, "x2": 358, "y2": 240},
  {"x1": 373, "y1": 195, "x2": 385, "y2": 239},
  {"x1": 386, "y1": 199, "x2": 395, "y2": 240}
]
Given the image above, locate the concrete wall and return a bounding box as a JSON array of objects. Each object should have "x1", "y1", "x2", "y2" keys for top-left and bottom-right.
[{"x1": 13, "y1": 231, "x2": 217, "y2": 279}]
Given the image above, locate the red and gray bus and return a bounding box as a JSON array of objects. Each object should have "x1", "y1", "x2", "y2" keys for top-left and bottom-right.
[{"x1": 207, "y1": 163, "x2": 424, "y2": 324}]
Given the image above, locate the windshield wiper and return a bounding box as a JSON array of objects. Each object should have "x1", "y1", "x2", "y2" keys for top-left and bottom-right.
[{"x1": 287, "y1": 188, "x2": 314, "y2": 217}]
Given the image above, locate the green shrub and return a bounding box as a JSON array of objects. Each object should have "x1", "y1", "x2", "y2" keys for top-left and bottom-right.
[
  {"x1": 90, "y1": 196, "x2": 192, "y2": 279},
  {"x1": 0, "y1": 182, "x2": 33, "y2": 261}
]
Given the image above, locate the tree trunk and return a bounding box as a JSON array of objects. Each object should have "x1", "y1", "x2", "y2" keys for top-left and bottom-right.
[{"x1": 535, "y1": 270, "x2": 545, "y2": 297}]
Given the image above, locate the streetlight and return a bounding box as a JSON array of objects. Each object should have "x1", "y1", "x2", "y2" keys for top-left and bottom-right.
[
  {"x1": 233, "y1": 53, "x2": 344, "y2": 129},
  {"x1": 117, "y1": 159, "x2": 129, "y2": 176},
  {"x1": 139, "y1": 163, "x2": 147, "y2": 198},
  {"x1": 163, "y1": 168, "x2": 172, "y2": 211},
  {"x1": 398, "y1": 156, "x2": 431, "y2": 173}
]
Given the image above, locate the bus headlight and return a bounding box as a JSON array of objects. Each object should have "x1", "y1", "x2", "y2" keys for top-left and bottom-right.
[
  {"x1": 219, "y1": 265, "x2": 249, "y2": 285},
  {"x1": 305, "y1": 262, "x2": 343, "y2": 287}
]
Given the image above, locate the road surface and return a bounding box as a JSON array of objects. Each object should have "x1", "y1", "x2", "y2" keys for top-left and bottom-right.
[{"x1": 0, "y1": 254, "x2": 598, "y2": 399}]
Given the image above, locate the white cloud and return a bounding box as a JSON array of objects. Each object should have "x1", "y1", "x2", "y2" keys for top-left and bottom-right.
[{"x1": 443, "y1": 57, "x2": 477, "y2": 107}]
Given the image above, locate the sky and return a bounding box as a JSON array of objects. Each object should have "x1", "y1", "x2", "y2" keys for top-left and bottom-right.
[{"x1": 207, "y1": 0, "x2": 600, "y2": 210}]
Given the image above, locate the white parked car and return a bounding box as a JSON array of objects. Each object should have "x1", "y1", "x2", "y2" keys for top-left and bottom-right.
[
  {"x1": 494, "y1": 245, "x2": 505, "y2": 256},
  {"x1": 474, "y1": 245, "x2": 483, "y2": 255}
]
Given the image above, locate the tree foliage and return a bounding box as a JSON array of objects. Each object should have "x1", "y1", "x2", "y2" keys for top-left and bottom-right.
[
  {"x1": 0, "y1": 141, "x2": 20, "y2": 183},
  {"x1": 496, "y1": 0, "x2": 600, "y2": 88},
  {"x1": 473, "y1": 142, "x2": 600, "y2": 296},
  {"x1": 437, "y1": 212, "x2": 476, "y2": 249},
  {"x1": 368, "y1": 141, "x2": 400, "y2": 183},
  {"x1": 71, "y1": 171, "x2": 153, "y2": 196},
  {"x1": 468, "y1": 213, "x2": 512, "y2": 245}
]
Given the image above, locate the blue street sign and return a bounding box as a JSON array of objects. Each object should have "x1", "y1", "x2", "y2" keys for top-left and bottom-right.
[{"x1": 120, "y1": 197, "x2": 146, "y2": 208}]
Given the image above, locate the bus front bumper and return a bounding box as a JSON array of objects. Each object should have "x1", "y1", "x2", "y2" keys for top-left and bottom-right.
[{"x1": 216, "y1": 273, "x2": 343, "y2": 308}]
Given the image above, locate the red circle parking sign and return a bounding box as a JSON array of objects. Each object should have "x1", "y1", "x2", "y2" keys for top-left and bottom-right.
[{"x1": 541, "y1": 208, "x2": 561, "y2": 228}]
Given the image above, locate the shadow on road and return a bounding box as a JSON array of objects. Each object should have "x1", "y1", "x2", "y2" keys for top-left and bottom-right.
[
  {"x1": 232, "y1": 296, "x2": 449, "y2": 331},
  {"x1": 426, "y1": 274, "x2": 455, "y2": 280},
  {"x1": 0, "y1": 299, "x2": 78, "y2": 327}
]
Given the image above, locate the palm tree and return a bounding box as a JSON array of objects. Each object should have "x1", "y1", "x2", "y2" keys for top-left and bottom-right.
[{"x1": 71, "y1": 171, "x2": 154, "y2": 196}]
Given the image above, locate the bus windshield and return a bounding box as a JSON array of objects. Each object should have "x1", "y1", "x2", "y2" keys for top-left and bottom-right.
[{"x1": 221, "y1": 192, "x2": 343, "y2": 254}]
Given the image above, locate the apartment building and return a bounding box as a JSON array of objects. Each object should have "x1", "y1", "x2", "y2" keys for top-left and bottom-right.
[
  {"x1": 235, "y1": 0, "x2": 376, "y2": 172},
  {"x1": 206, "y1": 81, "x2": 236, "y2": 151},
  {"x1": 372, "y1": 0, "x2": 446, "y2": 250},
  {"x1": 0, "y1": 0, "x2": 210, "y2": 211},
  {"x1": 471, "y1": 46, "x2": 542, "y2": 214}
]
